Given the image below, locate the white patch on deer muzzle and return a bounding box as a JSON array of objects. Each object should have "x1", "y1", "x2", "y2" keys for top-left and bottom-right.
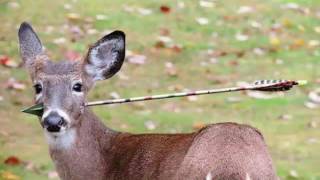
[
  {"x1": 206, "y1": 172, "x2": 212, "y2": 180},
  {"x1": 245, "y1": 173, "x2": 251, "y2": 180},
  {"x1": 44, "y1": 128, "x2": 76, "y2": 150},
  {"x1": 42, "y1": 109, "x2": 75, "y2": 149}
]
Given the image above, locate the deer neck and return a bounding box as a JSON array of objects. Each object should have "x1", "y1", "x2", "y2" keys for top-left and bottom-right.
[{"x1": 48, "y1": 108, "x2": 119, "y2": 179}]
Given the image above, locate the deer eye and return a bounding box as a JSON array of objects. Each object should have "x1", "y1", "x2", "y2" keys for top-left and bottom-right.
[
  {"x1": 72, "y1": 83, "x2": 82, "y2": 92},
  {"x1": 33, "y1": 84, "x2": 42, "y2": 94}
]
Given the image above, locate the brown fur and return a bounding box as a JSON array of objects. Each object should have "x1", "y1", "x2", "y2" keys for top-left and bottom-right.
[
  {"x1": 18, "y1": 22, "x2": 277, "y2": 180},
  {"x1": 49, "y1": 109, "x2": 277, "y2": 180}
]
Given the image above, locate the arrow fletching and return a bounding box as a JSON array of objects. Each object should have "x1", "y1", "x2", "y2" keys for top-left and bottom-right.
[{"x1": 251, "y1": 80, "x2": 298, "y2": 91}]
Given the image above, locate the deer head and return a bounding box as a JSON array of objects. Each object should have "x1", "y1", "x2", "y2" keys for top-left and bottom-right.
[{"x1": 18, "y1": 22, "x2": 125, "y2": 144}]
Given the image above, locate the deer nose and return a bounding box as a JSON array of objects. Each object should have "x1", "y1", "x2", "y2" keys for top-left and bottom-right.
[{"x1": 43, "y1": 112, "x2": 66, "y2": 132}]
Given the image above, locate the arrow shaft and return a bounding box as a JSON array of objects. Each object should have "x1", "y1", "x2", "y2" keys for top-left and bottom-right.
[{"x1": 85, "y1": 82, "x2": 290, "y2": 106}]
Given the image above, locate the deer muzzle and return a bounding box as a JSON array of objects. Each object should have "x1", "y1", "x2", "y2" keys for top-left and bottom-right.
[{"x1": 42, "y1": 111, "x2": 67, "y2": 132}]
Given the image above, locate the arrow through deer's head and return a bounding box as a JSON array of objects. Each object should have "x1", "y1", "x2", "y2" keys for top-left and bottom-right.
[{"x1": 18, "y1": 22, "x2": 125, "y2": 139}]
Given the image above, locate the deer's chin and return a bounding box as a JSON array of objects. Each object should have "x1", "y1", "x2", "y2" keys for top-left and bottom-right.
[
  {"x1": 44, "y1": 127, "x2": 76, "y2": 150},
  {"x1": 45, "y1": 126, "x2": 67, "y2": 136}
]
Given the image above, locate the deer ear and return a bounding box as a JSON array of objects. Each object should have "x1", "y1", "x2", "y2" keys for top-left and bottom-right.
[
  {"x1": 84, "y1": 31, "x2": 125, "y2": 81},
  {"x1": 18, "y1": 22, "x2": 44, "y2": 67}
]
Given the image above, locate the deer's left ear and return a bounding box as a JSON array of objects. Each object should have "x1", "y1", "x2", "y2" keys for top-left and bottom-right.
[{"x1": 84, "y1": 31, "x2": 125, "y2": 81}]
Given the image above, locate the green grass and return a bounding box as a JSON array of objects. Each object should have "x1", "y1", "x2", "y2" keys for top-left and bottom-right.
[{"x1": 0, "y1": 0, "x2": 320, "y2": 179}]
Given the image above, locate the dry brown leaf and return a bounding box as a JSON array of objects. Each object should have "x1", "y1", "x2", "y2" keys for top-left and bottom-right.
[
  {"x1": 5, "y1": 78, "x2": 26, "y2": 91},
  {"x1": 193, "y1": 122, "x2": 206, "y2": 130},
  {"x1": 0, "y1": 171, "x2": 20, "y2": 180},
  {"x1": 4, "y1": 156, "x2": 21, "y2": 166},
  {"x1": 160, "y1": 5, "x2": 171, "y2": 14},
  {"x1": 0, "y1": 55, "x2": 18, "y2": 68}
]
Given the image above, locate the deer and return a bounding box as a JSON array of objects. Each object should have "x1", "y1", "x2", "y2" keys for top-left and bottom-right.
[{"x1": 18, "y1": 22, "x2": 277, "y2": 180}]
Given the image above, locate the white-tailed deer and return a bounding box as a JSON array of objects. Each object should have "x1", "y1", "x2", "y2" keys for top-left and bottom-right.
[{"x1": 18, "y1": 22, "x2": 277, "y2": 180}]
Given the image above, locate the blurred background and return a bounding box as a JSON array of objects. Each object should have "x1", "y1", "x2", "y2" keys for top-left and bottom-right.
[{"x1": 0, "y1": 0, "x2": 319, "y2": 179}]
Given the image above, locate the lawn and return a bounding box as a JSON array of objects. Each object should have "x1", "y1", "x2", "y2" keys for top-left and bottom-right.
[{"x1": 0, "y1": 0, "x2": 319, "y2": 179}]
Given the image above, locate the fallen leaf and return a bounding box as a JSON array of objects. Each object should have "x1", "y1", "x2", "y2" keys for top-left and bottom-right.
[
  {"x1": 209, "y1": 57, "x2": 218, "y2": 64},
  {"x1": 48, "y1": 171, "x2": 59, "y2": 179},
  {"x1": 160, "y1": 5, "x2": 171, "y2": 14},
  {"x1": 159, "y1": 28, "x2": 170, "y2": 36},
  {"x1": 66, "y1": 13, "x2": 81, "y2": 22},
  {"x1": 308, "y1": 40, "x2": 320, "y2": 48},
  {"x1": 157, "y1": 36, "x2": 173, "y2": 44},
  {"x1": 237, "y1": 6, "x2": 254, "y2": 14},
  {"x1": 314, "y1": 26, "x2": 320, "y2": 34},
  {"x1": 130, "y1": 102, "x2": 146, "y2": 110},
  {"x1": 177, "y1": 1, "x2": 185, "y2": 9},
  {"x1": 109, "y1": 92, "x2": 120, "y2": 99},
  {"x1": 4, "y1": 156, "x2": 21, "y2": 166},
  {"x1": 196, "y1": 17, "x2": 209, "y2": 25},
  {"x1": 235, "y1": 33, "x2": 249, "y2": 41},
  {"x1": 120, "y1": 123, "x2": 129, "y2": 129},
  {"x1": 193, "y1": 122, "x2": 206, "y2": 130},
  {"x1": 122, "y1": 4, "x2": 135, "y2": 13},
  {"x1": 199, "y1": 0, "x2": 215, "y2": 8},
  {"x1": 0, "y1": 55, "x2": 18, "y2": 68},
  {"x1": 45, "y1": 26, "x2": 55, "y2": 35},
  {"x1": 167, "y1": 84, "x2": 184, "y2": 92},
  {"x1": 5, "y1": 78, "x2": 26, "y2": 91},
  {"x1": 304, "y1": 101, "x2": 319, "y2": 109},
  {"x1": 63, "y1": 3, "x2": 72, "y2": 10},
  {"x1": 210, "y1": 50, "x2": 228, "y2": 57},
  {"x1": 246, "y1": 91, "x2": 277, "y2": 99},
  {"x1": 86, "y1": 28, "x2": 98, "y2": 35},
  {"x1": 138, "y1": 8, "x2": 153, "y2": 16},
  {"x1": 250, "y1": 21, "x2": 262, "y2": 29},
  {"x1": 165, "y1": 62, "x2": 178, "y2": 77},
  {"x1": 269, "y1": 36, "x2": 281, "y2": 46},
  {"x1": 275, "y1": 59, "x2": 284, "y2": 65},
  {"x1": 278, "y1": 114, "x2": 292, "y2": 121},
  {"x1": 187, "y1": 95, "x2": 198, "y2": 102},
  {"x1": 308, "y1": 89, "x2": 320, "y2": 104},
  {"x1": 282, "y1": 18, "x2": 292, "y2": 28},
  {"x1": 64, "y1": 50, "x2": 81, "y2": 61},
  {"x1": 306, "y1": 138, "x2": 318, "y2": 144},
  {"x1": 226, "y1": 96, "x2": 242, "y2": 103},
  {"x1": 206, "y1": 75, "x2": 229, "y2": 84},
  {"x1": 291, "y1": 39, "x2": 305, "y2": 49},
  {"x1": 229, "y1": 60, "x2": 239, "y2": 66},
  {"x1": 154, "y1": 41, "x2": 166, "y2": 48},
  {"x1": 253, "y1": 48, "x2": 265, "y2": 56},
  {"x1": 117, "y1": 72, "x2": 130, "y2": 80},
  {"x1": 127, "y1": 54, "x2": 146, "y2": 65},
  {"x1": 308, "y1": 121, "x2": 318, "y2": 128},
  {"x1": 7, "y1": 1, "x2": 20, "y2": 9},
  {"x1": 281, "y1": 3, "x2": 299, "y2": 10},
  {"x1": 53, "y1": 37, "x2": 67, "y2": 45},
  {"x1": 288, "y1": 169, "x2": 299, "y2": 179},
  {"x1": 0, "y1": 171, "x2": 20, "y2": 180},
  {"x1": 96, "y1": 14, "x2": 108, "y2": 20},
  {"x1": 297, "y1": 24, "x2": 305, "y2": 32},
  {"x1": 162, "y1": 102, "x2": 181, "y2": 113},
  {"x1": 144, "y1": 120, "x2": 157, "y2": 130},
  {"x1": 170, "y1": 44, "x2": 183, "y2": 53}
]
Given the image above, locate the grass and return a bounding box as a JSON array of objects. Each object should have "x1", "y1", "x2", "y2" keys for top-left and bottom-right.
[{"x1": 0, "y1": 0, "x2": 320, "y2": 179}]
